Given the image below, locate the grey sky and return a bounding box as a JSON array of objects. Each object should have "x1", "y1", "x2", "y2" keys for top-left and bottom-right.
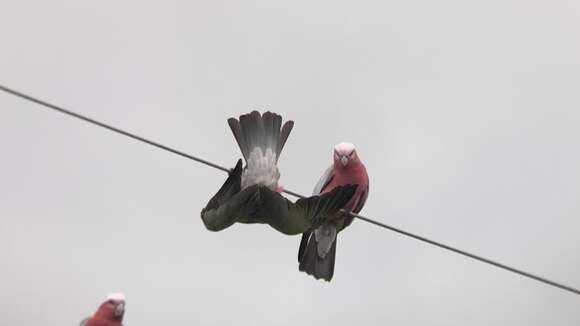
[{"x1": 1, "y1": 0, "x2": 579, "y2": 325}]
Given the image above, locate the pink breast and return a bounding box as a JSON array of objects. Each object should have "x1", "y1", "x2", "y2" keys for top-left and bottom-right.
[{"x1": 322, "y1": 168, "x2": 368, "y2": 212}]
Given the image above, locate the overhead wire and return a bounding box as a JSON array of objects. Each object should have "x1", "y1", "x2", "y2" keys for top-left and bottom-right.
[{"x1": 1, "y1": 83, "x2": 579, "y2": 296}]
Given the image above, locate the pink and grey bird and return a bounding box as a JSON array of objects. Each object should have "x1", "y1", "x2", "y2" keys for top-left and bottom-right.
[
  {"x1": 298, "y1": 142, "x2": 369, "y2": 281},
  {"x1": 79, "y1": 293, "x2": 126, "y2": 326}
]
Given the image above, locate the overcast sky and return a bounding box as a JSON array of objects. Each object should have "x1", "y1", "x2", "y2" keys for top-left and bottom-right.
[{"x1": 1, "y1": 1, "x2": 580, "y2": 325}]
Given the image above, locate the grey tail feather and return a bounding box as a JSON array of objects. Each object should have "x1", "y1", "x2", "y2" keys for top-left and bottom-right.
[
  {"x1": 228, "y1": 111, "x2": 294, "y2": 162},
  {"x1": 298, "y1": 232, "x2": 337, "y2": 282}
]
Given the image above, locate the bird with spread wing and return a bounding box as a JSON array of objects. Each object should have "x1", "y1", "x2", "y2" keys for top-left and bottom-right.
[
  {"x1": 298, "y1": 142, "x2": 369, "y2": 281},
  {"x1": 200, "y1": 111, "x2": 357, "y2": 235}
]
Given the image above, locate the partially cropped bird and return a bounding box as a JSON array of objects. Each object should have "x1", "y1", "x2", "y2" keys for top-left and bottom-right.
[
  {"x1": 79, "y1": 293, "x2": 126, "y2": 326},
  {"x1": 201, "y1": 111, "x2": 357, "y2": 235},
  {"x1": 298, "y1": 142, "x2": 369, "y2": 281}
]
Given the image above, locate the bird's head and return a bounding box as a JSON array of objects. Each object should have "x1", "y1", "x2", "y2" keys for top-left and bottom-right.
[
  {"x1": 94, "y1": 293, "x2": 126, "y2": 322},
  {"x1": 333, "y1": 142, "x2": 360, "y2": 169}
]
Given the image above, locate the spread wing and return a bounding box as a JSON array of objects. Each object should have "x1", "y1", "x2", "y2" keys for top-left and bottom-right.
[
  {"x1": 200, "y1": 159, "x2": 260, "y2": 231},
  {"x1": 257, "y1": 184, "x2": 357, "y2": 235}
]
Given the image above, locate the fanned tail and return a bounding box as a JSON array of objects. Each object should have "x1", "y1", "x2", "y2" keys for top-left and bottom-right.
[
  {"x1": 227, "y1": 111, "x2": 294, "y2": 163},
  {"x1": 228, "y1": 111, "x2": 294, "y2": 189},
  {"x1": 298, "y1": 230, "x2": 337, "y2": 282}
]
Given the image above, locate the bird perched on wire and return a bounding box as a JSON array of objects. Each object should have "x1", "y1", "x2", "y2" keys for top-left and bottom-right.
[
  {"x1": 200, "y1": 111, "x2": 357, "y2": 235},
  {"x1": 298, "y1": 142, "x2": 369, "y2": 281},
  {"x1": 79, "y1": 293, "x2": 126, "y2": 326}
]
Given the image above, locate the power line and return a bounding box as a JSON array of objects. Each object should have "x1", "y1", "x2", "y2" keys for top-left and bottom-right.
[
  {"x1": 350, "y1": 213, "x2": 580, "y2": 296},
  {"x1": 1, "y1": 83, "x2": 579, "y2": 297},
  {"x1": 0, "y1": 85, "x2": 230, "y2": 173}
]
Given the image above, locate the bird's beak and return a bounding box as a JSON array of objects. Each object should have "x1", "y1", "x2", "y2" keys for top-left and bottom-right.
[
  {"x1": 340, "y1": 156, "x2": 349, "y2": 167},
  {"x1": 115, "y1": 302, "x2": 125, "y2": 318}
]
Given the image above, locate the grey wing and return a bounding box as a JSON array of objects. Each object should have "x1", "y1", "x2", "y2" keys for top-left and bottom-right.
[
  {"x1": 353, "y1": 184, "x2": 369, "y2": 214},
  {"x1": 341, "y1": 184, "x2": 368, "y2": 230},
  {"x1": 299, "y1": 165, "x2": 335, "y2": 262},
  {"x1": 313, "y1": 165, "x2": 334, "y2": 195},
  {"x1": 257, "y1": 184, "x2": 357, "y2": 235},
  {"x1": 200, "y1": 159, "x2": 261, "y2": 231}
]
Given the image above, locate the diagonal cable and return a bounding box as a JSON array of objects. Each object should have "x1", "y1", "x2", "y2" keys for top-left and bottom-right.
[{"x1": 1, "y1": 83, "x2": 579, "y2": 296}]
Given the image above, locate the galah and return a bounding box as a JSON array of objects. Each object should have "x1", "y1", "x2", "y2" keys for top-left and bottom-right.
[
  {"x1": 79, "y1": 293, "x2": 126, "y2": 326},
  {"x1": 201, "y1": 111, "x2": 357, "y2": 235},
  {"x1": 298, "y1": 142, "x2": 369, "y2": 281}
]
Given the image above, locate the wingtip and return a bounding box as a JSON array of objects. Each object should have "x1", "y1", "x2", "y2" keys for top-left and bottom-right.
[{"x1": 228, "y1": 159, "x2": 244, "y2": 178}]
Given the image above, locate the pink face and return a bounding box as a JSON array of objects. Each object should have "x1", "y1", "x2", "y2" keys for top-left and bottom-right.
[
  {"x1": 333, "y1": 142, "x2": 359, "y2": 168},
  {"x1": 95, "y1": 298, "x2": 126, "y2": 322}
]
